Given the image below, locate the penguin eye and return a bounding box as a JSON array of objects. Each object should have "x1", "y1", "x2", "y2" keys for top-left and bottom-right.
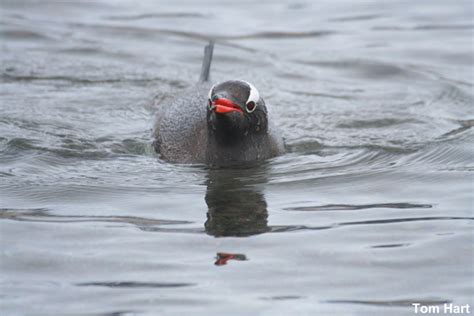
[{"x1": 245, "y1": 101, "x2": 256, "y2": 113}]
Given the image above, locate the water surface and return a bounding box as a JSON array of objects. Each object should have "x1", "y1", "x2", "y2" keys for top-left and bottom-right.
[{"x1": 1, "y1": 0, "x2": 473, "y2": 315}]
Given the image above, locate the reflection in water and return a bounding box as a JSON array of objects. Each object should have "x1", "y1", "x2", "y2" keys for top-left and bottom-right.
[
  {"x1": 2, "y1": 208, "x2": 470, "y2": 236},
  {"x1": 204, "y1": 167, "x2": 270, "y2": 237},
  {"x1": 214, "y1": 252, "x2": 247, "y2": 266}
]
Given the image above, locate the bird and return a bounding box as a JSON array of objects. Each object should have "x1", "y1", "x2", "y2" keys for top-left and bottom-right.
[{"x1": 153, "y1": 42, "x2": 284, "y2": 167}]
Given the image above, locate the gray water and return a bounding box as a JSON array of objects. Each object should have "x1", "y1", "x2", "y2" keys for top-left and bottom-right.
[{"x1": 1, "y1": 0, "x2": 473, "y2": 315}]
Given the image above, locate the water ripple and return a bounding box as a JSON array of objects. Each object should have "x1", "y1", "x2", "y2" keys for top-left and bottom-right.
[
  {"x1": 77, "y1": 282, "x2": 195, "y2": 288},
  {"x1": 0, "y1": 208, "x2": 192, "y2": 226},
  {"x1": 326, "y1": 298, "x2": 450, "y2": 307},
  {"x1": 105, "y1": 12, "x2": 209, "y2": 21},
  {"x1": 286, "y1": 203, "x2": 432, "y2": 212}
]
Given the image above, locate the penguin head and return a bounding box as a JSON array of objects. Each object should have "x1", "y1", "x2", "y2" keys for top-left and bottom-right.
[{"x1": 207, "y1": 80, "x2": 268, "y2": 143}]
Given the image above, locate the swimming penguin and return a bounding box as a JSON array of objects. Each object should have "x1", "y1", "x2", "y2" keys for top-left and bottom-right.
[{"x1": 153, "y1": 42, "x2": 284, "y2": 167}]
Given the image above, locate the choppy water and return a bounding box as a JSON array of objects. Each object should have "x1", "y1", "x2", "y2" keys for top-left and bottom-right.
[{"x1": 1, "y1": 0, "x2": 473, "y2": 315}]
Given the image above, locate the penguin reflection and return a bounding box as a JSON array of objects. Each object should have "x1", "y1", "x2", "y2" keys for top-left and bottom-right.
[{"x1": 204, "y1": 167, "x2": 269, "y2": 237}]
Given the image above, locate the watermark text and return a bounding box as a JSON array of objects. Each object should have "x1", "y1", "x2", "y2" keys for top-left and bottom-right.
[{"x1": 412, "y1": 303, "x2": 470, "y2": 314}]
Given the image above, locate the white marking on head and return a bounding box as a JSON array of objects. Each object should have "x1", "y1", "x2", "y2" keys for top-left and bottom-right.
[
  {"x1": 208, "y1": 83, "x2": 216, "y2": 100},
  {"x1": 239, "y1": 80, "x2": 260, "y2": 104},
  {"x1": 208, "y1": 80, "x2": 260, "y2": 105}
]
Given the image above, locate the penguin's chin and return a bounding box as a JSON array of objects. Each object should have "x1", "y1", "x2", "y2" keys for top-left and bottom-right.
[{"x1": 208, "y1": 111, "x2": 249, "y2": 142}]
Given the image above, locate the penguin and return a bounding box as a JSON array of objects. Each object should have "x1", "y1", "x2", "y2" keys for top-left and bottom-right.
[{"x1": 153, "y1": 42, "x2": 284, "y2": 167}]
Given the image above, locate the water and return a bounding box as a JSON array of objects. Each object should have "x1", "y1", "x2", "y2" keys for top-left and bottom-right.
[{"x1": 1, "y1": 0, "x2": 473, "y2": 315}]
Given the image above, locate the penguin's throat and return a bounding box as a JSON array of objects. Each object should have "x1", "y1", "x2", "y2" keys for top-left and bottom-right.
[{"x1": 208, "y1": 120, "x2": 249, "y2": 146}]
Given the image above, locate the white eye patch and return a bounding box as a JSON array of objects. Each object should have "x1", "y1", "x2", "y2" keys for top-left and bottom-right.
[
  {"x1": 208, "y1": 84, "x2": 216, "y2": 100},
  {"x1": 241, "y1": 80, "x2": 260, "y2": 104}
]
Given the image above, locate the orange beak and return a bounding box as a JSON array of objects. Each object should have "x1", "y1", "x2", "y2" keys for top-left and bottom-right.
[{"x1": 213, "y1": 98, "x2": 243, "y2": 114}]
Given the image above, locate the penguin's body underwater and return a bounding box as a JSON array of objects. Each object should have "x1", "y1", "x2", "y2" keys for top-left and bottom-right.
[{"x1": 153, "y1": 42, "x2": 284, "y2": 167}]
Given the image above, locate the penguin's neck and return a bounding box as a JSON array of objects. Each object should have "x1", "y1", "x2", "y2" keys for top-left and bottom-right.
[{"x1": 206, "y1": 128, "x2": 264, "y2": 166}]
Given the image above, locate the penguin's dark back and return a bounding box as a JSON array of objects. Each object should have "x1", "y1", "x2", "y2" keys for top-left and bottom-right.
[{"x1": 153, "y1": 83, "x2": 210, "y2": 164}]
